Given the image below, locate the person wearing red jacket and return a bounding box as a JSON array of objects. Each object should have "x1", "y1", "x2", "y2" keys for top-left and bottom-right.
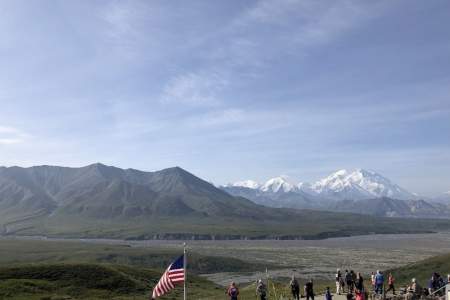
[{"x1": 386, "y1": 273, "x2": 396, "y2": 295}]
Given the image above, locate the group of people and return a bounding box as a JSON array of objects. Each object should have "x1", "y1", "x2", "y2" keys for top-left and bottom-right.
[
  {"x1": 335, "y1": 269, "x2": 366, "y2": 295},
  {"x1": 428, "y1": 273, "x2": 448, "y2": 296},
  {"x1": 289, "y1": 276, "x2": 315, "y2": 300},
  {"x1": 403, "y1": 273, "x2": 450, "y2": 300},
  {"x1": 224, "y1": 271, "x2": 450, "y2": 300},
  {"x1": 334, "y1": 269, "x2": 367, "y2": 300}
]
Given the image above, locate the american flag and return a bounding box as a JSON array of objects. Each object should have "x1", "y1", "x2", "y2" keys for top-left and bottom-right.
[{"x1": 152, "y1": 255, "x2": 185, "y2": 299}]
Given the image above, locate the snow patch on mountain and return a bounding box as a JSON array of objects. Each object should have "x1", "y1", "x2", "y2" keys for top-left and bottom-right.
[
  {"x1": 226, "y1": 180, "x2": 260, "y2": 189},
  {"x1": 261, "y1": 176, "x2": 297, "y2": 193}
]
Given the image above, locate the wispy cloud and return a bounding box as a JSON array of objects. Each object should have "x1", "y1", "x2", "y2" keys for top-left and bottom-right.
[
  {"x1": 0, "y1": 126, "x2": 29, "y2": 145},
  {"x1": 160, "y1": 72, "x2": 228, "y2": 106},
  {"x1": 98, "y1": 1, "x2": 153, "y2": 59},
  {"x1": 224, "y1": 0, "x2": 389, "y2": 65}
]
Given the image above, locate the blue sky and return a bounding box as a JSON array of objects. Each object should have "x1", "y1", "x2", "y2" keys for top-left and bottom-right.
[{"x1": 0, "y1": 0, "x2": 449, "y2": 196}]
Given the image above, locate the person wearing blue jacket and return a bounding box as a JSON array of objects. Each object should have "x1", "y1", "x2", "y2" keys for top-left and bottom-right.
[{"x1": 375, "y1": 270, "x2": 384, "y2": 295}]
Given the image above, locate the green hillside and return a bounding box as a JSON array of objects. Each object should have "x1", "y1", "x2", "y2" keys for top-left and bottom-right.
[
  {"x1": 388, "y1": 252, "x2": 450, "y2": 286},
  {"x1": 0, "y1": 263, "x2": 223, "y2": 300},
  {"x1": 0, "y1": 263, "x2": 337, "y2": 300}
]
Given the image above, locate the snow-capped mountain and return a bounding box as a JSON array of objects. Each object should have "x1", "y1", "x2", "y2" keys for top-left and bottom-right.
[
  {"x1": 225, "y1": 176, "x2": 299, "y2": 193},
  {"x1": 310, "y1": 169, "x2": 418, "y2": 201},
  {"x1": 222, "y1": 176, "x2": 319, "y2": 209},
  {"x1": 260, "y1": 176, "x2": 297, "y2": 193},
  {"x1": 220, "y1": 169, "x2": 450, "y2": 218},
  {"x1": 224, "y1": 169, "x2": 417, "y2": 201}
]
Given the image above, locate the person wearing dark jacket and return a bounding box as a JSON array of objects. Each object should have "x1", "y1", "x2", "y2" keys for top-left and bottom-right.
[
  {"x1": 290, "y1": 276, "x2": 300, "y2": 300},
  {"x1": 305, "y1": 279, "x2": 315, "y2": 300},
  {"x1": 345, "y1": 270, "x2": 353, "y2": 293},
  {"x1": 227, "y1": 282, "x2": 239, "y2": 300},
  {"x1": 355, "y1": 272, "x2": 364, "y2": 292}
]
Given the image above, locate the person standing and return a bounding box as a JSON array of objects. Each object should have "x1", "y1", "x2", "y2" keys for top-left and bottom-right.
[
  {"x1": 355, "y1": 272, "x2": 364, "y2": 292},
  {"x1": 345, "y1": 270, "x2": 353, "y2": 293},
  {"x1": 256, "y1": 279, "x2": 267, "y2": 300},
  {"x1": 428, "y1": 274, "x2": 436, "y2": 295},
  {"x1": 375, "y1": 270, "x2": 384, "y2": 295},
  {"x1": 371, "y1": 272, "x2": 376, "y2": 292},
  {"x1": 351, "y1": 270, "x2": 357, "y2": 288},
  {"x1": 386, "y1": 273, "x2": 396, "y2": 295},
  {"x1": 227, "y1": 282, "x2": 239, "y2": 300},
  {"x1": 305, "y1": 279, "x2": 315, "y2": 300},
  {"x1": 406, "y1": 278, "x2": 422, "y2": 300},
  {"x1": 336, "y1": 269, "x2": 343, "y2": 295},
  {"x1": 325, "y1": 287, "x2": 333, "y2": 300},
  {"x1": 290, "y1": 276, "x2": 301, "y2": 300}
]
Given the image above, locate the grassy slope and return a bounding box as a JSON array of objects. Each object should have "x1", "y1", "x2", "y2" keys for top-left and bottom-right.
[
  {"x1": 0, "y1": 263, "x2": 223, "y2": 300},
  {"x1": 0, "y1": 263, "x2": 340, "y2": 300},
  {"x1": 387, "y1": 252, "x2": 450, "y2": 286}
]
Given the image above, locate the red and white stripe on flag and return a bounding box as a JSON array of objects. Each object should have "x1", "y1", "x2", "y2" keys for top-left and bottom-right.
[{"x1": 152, "y1": 255, "x2": 185, "y2": 299}]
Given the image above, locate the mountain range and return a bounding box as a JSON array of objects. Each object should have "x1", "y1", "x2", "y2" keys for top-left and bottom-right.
[
  {"x1": 0, "y1": 163, "x2": 271, "y2": 221},
  {"x1": 222, "y1": 169, "x2": 450, "y2": 218},
  {"x1": 1, "y1": 164, "x2": 450, "y2": 239}
]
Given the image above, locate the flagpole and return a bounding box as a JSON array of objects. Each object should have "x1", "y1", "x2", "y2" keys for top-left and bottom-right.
[{"x1": 183, "y1": 242, "x2": 187, "y2": 300}]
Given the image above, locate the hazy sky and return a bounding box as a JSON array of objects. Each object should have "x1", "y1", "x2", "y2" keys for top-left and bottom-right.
[{"x1": 0, "y1": 0, "x2": 449, "y2": 196}]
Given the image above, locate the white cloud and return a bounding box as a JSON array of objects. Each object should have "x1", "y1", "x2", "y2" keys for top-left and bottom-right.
[
  {"x1": 160, "y1": 72, "x2": 228, "y2": 106},
  {"x1": 0, "y1": 138, "x2": 23, "y2": 145},
  {"x1": 0, "y1": 125, "x2": 29, "y2": 145}
]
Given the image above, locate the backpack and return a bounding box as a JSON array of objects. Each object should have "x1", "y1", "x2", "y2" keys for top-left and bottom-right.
[{"x1": 376, "y1": 274, "x2": 384, "y2": 284}]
